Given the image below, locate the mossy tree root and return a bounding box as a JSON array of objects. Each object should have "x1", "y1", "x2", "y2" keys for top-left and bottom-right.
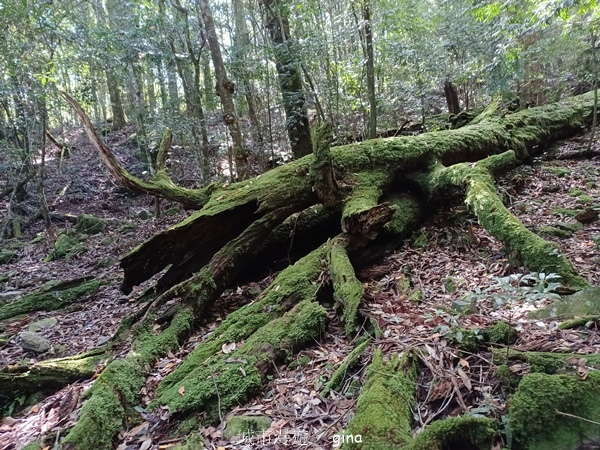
[
  {"x1": 342, "y1": 350, "x2": 496, "y2": 450},
  {"x1": 427, "y1": 151, "x2": 587, "y2": 290},
  {"x1": 153, "y1": 244, "x2": 329, "y2": 419},
  {"x1": 327, "y1": 237, "x2": 364, "y2": 336},
  {"x1": 153, "y1": 300, "x2": 327, "y2": 423},
  {"x1": 320, "y1": 337, "x2": 370, "y2": 397},
  {"x1": 62, "y1": 206, "x2": 303, "y2": 450}
]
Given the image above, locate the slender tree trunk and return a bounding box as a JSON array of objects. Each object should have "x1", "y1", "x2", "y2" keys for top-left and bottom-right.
[
  {"x1": 587, "y1": 33, "x2": 598, "y2": 154},
  {"x1": 363, "y1": 0, "x2": 376, "y2": 139},
  {"x1": 146, "y1": 67, "x2": 157, "y2": 117},
  {"x1": 444, "y1": 80, "x2": 461, "y2": 115},
  {"x1": 197, "y1": 0, "x2": 249, "y2": 179},
  {"x1": 261, "y1": 0, "x2": 313, "y2": 159},
  {"x1": 106, "y1": 71, "x2": 126, "y2": 131},
  {"x1": 232, "y1": 0, "x2": 263, "y2": 144},
  {"x1": 157, "y1": 58, "x2": 169, "y2": 111}
]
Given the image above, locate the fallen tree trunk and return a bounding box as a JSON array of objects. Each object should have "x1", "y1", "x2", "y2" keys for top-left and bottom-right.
[{"x1": 54, "y1": 92, "x2": 597, "y2": 449}]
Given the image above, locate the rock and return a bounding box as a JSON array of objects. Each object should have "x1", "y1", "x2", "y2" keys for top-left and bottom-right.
[
  {"x1": 224, "y1": 415, "x2": 272, "y2": 440},
  {"x1": 46, "y1": 233, "x2": 87, "y2": 261},
  {"x1": 18, "y1": 331, "x2": 51, "y2": 353},
  {"x1": 75, "y1": 214, "x2": 106, "y2": 235},
  {"x1": 529, "y1": 286, "x2": 600, "y2": 320},
  {"x1": 28, "y1": 317, "x2": 58, "y2": 332},
  {"x1": 575, "y1": 208, "x2": 599, "y2": 224},
  {"x1": 138, "y1": 210, "x2": 150, "y2": 220},
  {"x1": 0, "y1": 290, "x2": 23, "y2": 302}
]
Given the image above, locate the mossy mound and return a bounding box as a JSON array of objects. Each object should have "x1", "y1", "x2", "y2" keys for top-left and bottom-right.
[
  {"x1": 46, "y1": 233, "x2": 87, "y2": 261},
  {"x1": 75, "y1": 214, "x2": 106, "y2": 235},
  {"x1": 224, "y1": 415, "x2": 272, "y2": 439},
  {"x1": 529, "y1": 286, "x2": 600, "y2": 320},
  {"x1": 484, "y1": 321, "x2": 517, "y2": 345},
  {"x1": 509, "y1": 371, "x2": 600, "y2": 450}
]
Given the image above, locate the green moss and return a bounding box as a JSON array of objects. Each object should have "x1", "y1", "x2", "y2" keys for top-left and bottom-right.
[
  {"x1": 450, "y1": 328, "x2": 482, "y2": 353},
  {"x1": 383, "y1": 195, "x2": 421, "y2": 235},
  {"x1": 569, "y1": 188, "x2": 584, "y2": 197},
  {"x1": 341, "y1": 171, "x2": 391, "y2": 232},
  {"x1": 321, "y1": 337, "x2": 370, "y2": 396},
  {"x1": 536, "y1": 225, "x2": 572, "y2": 239},
  {"x1": 552, "y1": 207, "x2": 584, "y2": 218},
  {"x1": 547, "y1": 167, "x2": 571, "y2": 177},
  {"x1": 578, "y1": 194, "x2": 594, "y2": 204},
  {"x1": 157, "y1": 246, "x2": 326, "y2": 395},
  {"x1": 485, "y1": 321, "x2": 518, "y2": 345},
  {"x1": 408, "y1": 289, "x2": 422, "y2": 304},
  {"x1": 555, "y1": 221, "x2": 583, "y2": 232},
  {"x1": 155, "y1": 300, "x2": 327, "y2": 421},
  {"x1": 342, "y1": 350, "x2": 416, "y2": 449},
  {"x1": 21, "y1": 441, "x2": 42, "y2": 450},
  {"x1": 62, "y1": 385, "x2": 124, "y2": 450},
  {"x1": 224, "y1": 415, "x2": 272, "y2": 439},
  {"x1": 75, "y1": 214, "x2": 106, "y2": 234},
  {"x1": 509, "y1": 372, "x2": 600, "y2": 450},
  {"x1": 496, "y1": 364, "x2": 520, "y2": 388},
  {"x1": 45, "y1": 233, "x2": 87, "y2": 261},
  {"x1": 406, "y1": 416, "x2": 496, "y2": 450},
  {"x1": 428, "y1": 153, "x2": 587, "y2": 290}
]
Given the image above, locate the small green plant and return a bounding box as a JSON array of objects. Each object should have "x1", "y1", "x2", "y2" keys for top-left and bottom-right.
[{"x1": 461, "y1": 272, "x2": 562, "y2": 310}]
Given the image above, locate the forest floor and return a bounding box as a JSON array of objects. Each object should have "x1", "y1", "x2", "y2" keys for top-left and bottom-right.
[{"x1": 1, "y1": 128, "x2": 600, "y2": 449}]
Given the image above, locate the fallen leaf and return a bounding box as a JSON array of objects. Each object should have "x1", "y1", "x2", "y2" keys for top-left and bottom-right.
[{"x1": 178, "y1": 386, "x2": 185, "y2": 395}]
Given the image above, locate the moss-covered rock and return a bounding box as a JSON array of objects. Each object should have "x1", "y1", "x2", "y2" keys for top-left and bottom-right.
[
  {"x1": 224, "y1": 415, "x2": 272, "y2": 439},
  {"x1": 484, "y1": 321, "x2": 517, "y2": 345},
  {"x1": 509, "y1": 372, "x2": 600, "y2": 450},
  {"x1": 529, "y1": 286, "x2": 600, "y2": 320},
  {"x1": 407, "y1": 416, "x2": 496, "y2": 450},
  {"x1": 46, "y1": 233, "x2": 87, "y2": 261},
  {"x1": 75, "y1": 214, "x2": 106, "y2": 235},
  {"x1": 553, "y1": 207, "x2": 584, "y2": 218}
]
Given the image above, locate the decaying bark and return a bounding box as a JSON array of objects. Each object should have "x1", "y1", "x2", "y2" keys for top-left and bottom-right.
[{"x1": 51, "y1": 92, "x2": 598, "y2": 449}]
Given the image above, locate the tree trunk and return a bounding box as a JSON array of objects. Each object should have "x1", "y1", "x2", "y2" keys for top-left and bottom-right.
[
  {"x1": 363, "y1": 0, "x2": 377, "y2": 139},
  {"x1": 261, "y1": 0, "x2": 313, "y2": 159},
  {"x1": 197, "y1": 0, "x2": 249, "y2": 179},
  {"x1": 57, "y1": 92, "x2": 596, "y2": 449},
  {"x1": 445, "y1": 80, "x2": 461, "y2": 115},
  {"x1": 106, "y1": 71, "x2": 126, "y2": 131}
]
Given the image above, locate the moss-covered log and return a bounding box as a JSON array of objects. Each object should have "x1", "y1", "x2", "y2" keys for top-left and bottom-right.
[
  {"x1": 0, "y1": 349, "x2": 106, "y2": 412},
  {"x1": 0, "y1": 278, "x2": 100, "y2": 321},
  {"x1": 59, "y1": 92, "x2": 599, "y2": 449},
  {"x1": 119, "y1": 92, "x2": 595, "y2": 296}
]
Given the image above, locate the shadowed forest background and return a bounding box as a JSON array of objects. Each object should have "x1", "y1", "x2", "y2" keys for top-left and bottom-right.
[{"x1": 1, "y1": 1, "x2": 600, "y2": 449}]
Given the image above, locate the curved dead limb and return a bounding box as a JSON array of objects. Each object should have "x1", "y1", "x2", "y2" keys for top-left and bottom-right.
[{"x1": 61, "y1": 92, "x2": 215, "y2": 210}]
